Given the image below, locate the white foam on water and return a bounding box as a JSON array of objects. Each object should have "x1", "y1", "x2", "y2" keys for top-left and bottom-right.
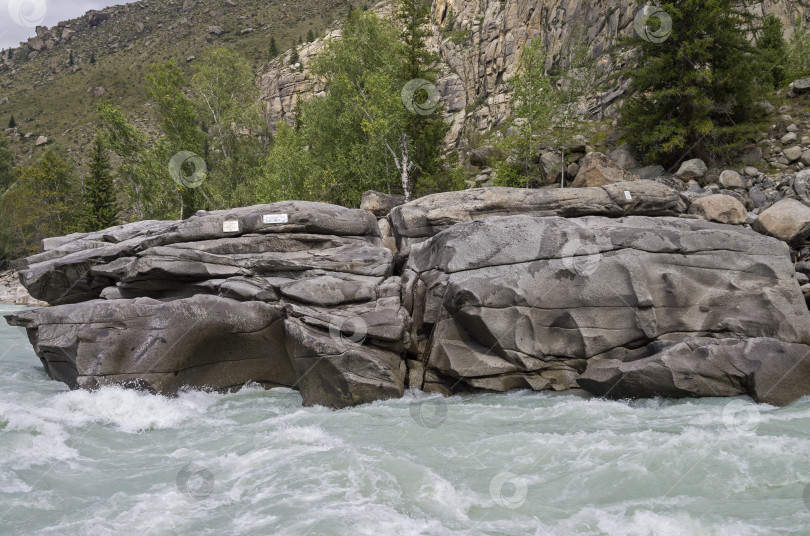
[{"x1": 2, "y1": 311, "x2": 810, "y2": 535}]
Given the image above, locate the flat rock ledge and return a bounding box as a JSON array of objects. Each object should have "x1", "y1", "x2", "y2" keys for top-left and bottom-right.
[{"x1": 5, "y1": 192, "x2": 810, "y2": 408}]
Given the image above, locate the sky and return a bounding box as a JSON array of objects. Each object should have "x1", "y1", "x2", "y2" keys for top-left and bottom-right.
[{"x1": 1, "y1": 0, "x2": 139, "y2": 49}]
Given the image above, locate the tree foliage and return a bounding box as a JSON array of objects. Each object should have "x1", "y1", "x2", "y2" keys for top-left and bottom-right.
[
  {"x1": 620, "y1": 0, "x2": 767, "y2": 165},
  {"x1": 786, "y1": 21, "x2": 810, "y2": 80},
  {"x1": 495, "y1": 30, "x2": 595, "y2": 187},
  {"x1": 263, "y1": 6, "x2": 452, "y2": 206},
  {"x1": 80, "y1": 133, "x2": 119, "y2": 232},
  {"x1": 0, "y1": 137, "x2": 16, "y2": 194},
  {"x1": 0, "y1": 149, "x2": 80, "y2": 264},
  {"x1": 98, "y1": 49, "x2": 266, "y2": 220},
  {"x1": 756, "y1": 15, "x2": 788, "y2": 89}
]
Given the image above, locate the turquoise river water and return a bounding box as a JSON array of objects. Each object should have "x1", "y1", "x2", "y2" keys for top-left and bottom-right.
[{"x1": 1, "y1": 304, "x2": 810, "y2": 535}]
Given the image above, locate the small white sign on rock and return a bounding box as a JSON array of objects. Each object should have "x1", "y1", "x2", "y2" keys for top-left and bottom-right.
[
  {"x1": 624, "y1": 191, "x2": 633, "y2": 201},
  {"x1": 263, "y1": 214, "x2": 289, "y2": 224},
  {"x1": 222, "y1": 220, "x2": 240, "y2": 233}
]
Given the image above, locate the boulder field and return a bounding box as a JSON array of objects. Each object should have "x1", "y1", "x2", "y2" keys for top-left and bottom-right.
[{"x1": 6, "y1": 181, "x2": 810, "y2": 408}]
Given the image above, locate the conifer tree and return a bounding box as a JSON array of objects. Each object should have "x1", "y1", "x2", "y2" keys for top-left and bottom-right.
[
  {"x1": 620, "y1": 0, "x2": 767, "y2": 165},
  {"x1": 80, "y1": 133, "x2": 119, "y2": 231},
  {"x1": 269, "y1": 37, "x2": 279, "y2": 58},
  {"x1": 756, "y1": 15, "x2": 788, "y2": 89},
  {"x1": 8, "y1": 115, "x2": 15, "y2": 129},
  {"x1": 307, "y1": 29, "x2": 315, "y2": 43},
  {"x1": 396, "y1": 0, "x2": 449, "y2": 197}
]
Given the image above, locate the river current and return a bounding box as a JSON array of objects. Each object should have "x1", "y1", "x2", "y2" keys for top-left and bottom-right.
[{"x1": 1, "y1": 305, "x2": 810, "y2": 535}]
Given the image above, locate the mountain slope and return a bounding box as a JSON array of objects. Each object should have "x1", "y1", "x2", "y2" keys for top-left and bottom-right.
[{"x1": 0, "y1": 0, "x2": 363, "y2": 168}]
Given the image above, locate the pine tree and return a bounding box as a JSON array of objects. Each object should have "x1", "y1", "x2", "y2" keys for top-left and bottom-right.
[
  {"x1": 298, "y1": 35, "x2": 303, "y2": 45},
  {"x1": 396, "y1": 0, "x2": 449, "y2": 197},
  {"x1": 69, "y1": 50, "x2": 74, "y2": 66},
  {"x1": 290, "y1": 47, "x2": 299, "y2": 66},
  {"x1": 269, "y1": 37, "x2": 279, "y2": 58},
  {"x1": 80, "y1": 133, "x2": 119, "y2": 232},
  {"x1": 307, "y1": 29, "x2": 315, "y2": 43},
  {"x1": 620, "y1": 0, "x2": 767, "y2": 165},
  {"x1": 8, "y1": 115, "x2": 15, "y2": 129},
  {"x1": 756, "y1": 15, "x2": 788, "y2": 89}
]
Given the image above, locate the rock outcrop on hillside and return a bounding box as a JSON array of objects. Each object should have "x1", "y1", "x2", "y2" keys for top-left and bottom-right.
[
  {"x1": 6, "y1": 185, "x2": 810, "y2": 408},
  {"x1": 258, "y1": 0, "x2": 805, "y2": 146}
]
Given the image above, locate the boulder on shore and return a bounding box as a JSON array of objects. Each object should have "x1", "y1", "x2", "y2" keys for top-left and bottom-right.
[
  {"x1": 753, "y1": 198, "x2": 810, "y2": 245},
  {"x1": 687, "y1": 194, "x2": 747, "y2": 225},
  {"x1": 571, "y1": 151, "x2": 641, "y2": 187},
  {"x1": 360, "y1": 190, "x2": 405, "y2": 217}
]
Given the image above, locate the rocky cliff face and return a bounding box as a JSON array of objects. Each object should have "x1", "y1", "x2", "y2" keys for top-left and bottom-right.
[{"x1": 258, "y1": 0, "x2": 809, "y2": 147}]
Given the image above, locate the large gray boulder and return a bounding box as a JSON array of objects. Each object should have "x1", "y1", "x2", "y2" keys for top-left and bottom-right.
[
  {"x1": 5, "y1": 201, "x2": 408, "y2": 409},
  {"x1": 578, "y1": 337, "x2": 810, "y2": 407},
  {"x1": 5, "y1": 295, "x2": 295, "y2": 393},
  {"x1": 753, "y1": 198, "x2": 810, "y2": 245},
  {"x1": 571, "y1": 151, "x2": 641, "y2": 187},
  {"x1": 687, "y1": 194, "x2": 747, "y2": 225},
  {"x1": 388, "y1": 180, "x2": 684, "y2": 257},
  {"x1": 360, "y1": 190, "x2": 405, "y2": 217},
  {"x1": 401, "y1": 215, "x2": 810, "y2": 404}
]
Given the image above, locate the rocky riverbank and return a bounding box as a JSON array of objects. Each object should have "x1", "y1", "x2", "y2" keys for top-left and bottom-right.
[
  {"x1": 0, "y1": 270, "x2": 47, "y2": 307},
  {"x1": 5, "y1": 163, "x2": 810, "y2": 408}
]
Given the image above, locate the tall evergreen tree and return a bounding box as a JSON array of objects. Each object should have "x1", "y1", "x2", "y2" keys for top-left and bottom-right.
[
  {"x1": 307, "y1": 29, "x2": 315, "y2": 43},
  {"x1": 620, "y1": 0, "x2": 767, "y2": 165},
  {"x1": 756, "y1": 14, "x2": 788, "y2": 89},
  {"x1": 396, "y1": 0, "x2": 449, "y2": 197},
  {"x1": 80, "y1": 133, "x2": 119, "y2": 232},
  {"x1": 269, "y1": 37, "x2": 279, "y2": 58},
  {"x1": 8, "y1": 115, "x2": 15, "y2": 129},
  {"x1": 290, "y1": 47, "x2": 300, "y2": 66}
]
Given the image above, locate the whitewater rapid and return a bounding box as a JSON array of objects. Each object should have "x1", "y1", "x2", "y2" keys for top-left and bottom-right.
[{"x1": 1, "y1": 304, "x2": 810, "y2": 535}]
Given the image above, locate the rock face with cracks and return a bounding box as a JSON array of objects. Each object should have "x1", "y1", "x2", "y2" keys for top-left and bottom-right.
[
  {"x1": 6, "y1": 192, "x2": 810, "y2": 408},
  {"x1": 400, "y1": 215, "x2": 810, "y2": 404},
  {"x1": 5, "y1": 201, "x2": 409, "y2": 409}
]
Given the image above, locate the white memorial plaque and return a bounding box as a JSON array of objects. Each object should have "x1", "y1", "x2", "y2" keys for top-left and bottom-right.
[
  {"x1": 222, "y1": 220, "x2": 240, "y2": 233},
  {"x1": 263, "y1": 214, "x2": 289, "y2": 224},
  {"x1": 624, "y1": 191, "x2": 633, "y2": 200}
]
